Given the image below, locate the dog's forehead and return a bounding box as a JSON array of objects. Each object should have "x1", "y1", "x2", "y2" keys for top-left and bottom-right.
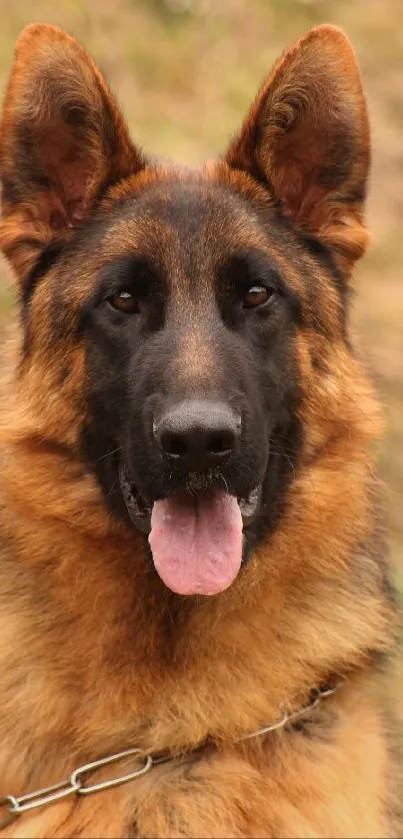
[{"x1": 104, "y1": 178, "x2": 272, "y2": 259}]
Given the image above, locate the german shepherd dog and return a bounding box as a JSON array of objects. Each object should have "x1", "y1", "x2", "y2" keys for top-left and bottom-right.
[{"x1": 0, "y1": 22, "x2": 400, "y2": 838}]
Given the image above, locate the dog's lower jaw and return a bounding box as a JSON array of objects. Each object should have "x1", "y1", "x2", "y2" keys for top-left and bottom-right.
[{"x1": 119, "y1": 464, "x2": 262, "y2": 536}]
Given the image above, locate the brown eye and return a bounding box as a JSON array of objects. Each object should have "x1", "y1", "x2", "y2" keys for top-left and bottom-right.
[
  {"x1": 108, "y1": 290, "x2": 139, "y2": 314},
  {"x1": 243, "y1": 285, "x2": 273, "y2": 309}
]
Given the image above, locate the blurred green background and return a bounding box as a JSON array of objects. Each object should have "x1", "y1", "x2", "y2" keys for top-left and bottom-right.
[{"x1": 0, "y1": 0, "x2": 401, "y2": 698}]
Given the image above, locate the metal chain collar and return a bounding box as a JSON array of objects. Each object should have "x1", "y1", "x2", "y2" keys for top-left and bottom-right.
[{"x1": 0, "y1": 682, "x2": 338, "y2": 831}]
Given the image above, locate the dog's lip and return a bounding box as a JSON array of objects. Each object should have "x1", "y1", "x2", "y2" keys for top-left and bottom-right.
[
  {"x1": 119, "y1": 466, "x2": 152, "y2": 534},
  {"x1": 119, "y1": 466, "x2": 262, "y2": 535},
  {"x1": 238, "y1": 485, "x2": 262, "y2": 526}
]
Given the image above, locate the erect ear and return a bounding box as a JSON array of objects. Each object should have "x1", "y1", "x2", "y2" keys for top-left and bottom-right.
[
  {"x1": 225, "y1": 25, "x2": 370, "y2": 271},
  {"x1": 0, "y1": 24, "x2": 143, "y2": 281}
]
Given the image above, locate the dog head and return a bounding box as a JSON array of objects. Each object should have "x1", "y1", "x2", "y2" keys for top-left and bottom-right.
[{"x1": 0, "y1": 24, "x2": 371, "y2": 595}]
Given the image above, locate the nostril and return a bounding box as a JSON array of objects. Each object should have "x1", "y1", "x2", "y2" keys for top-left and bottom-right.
[
  {"x1": 160, "y1": 433, "x2": 188, "y2": 458},
  {"x1": 207, "y1": 432, "x2": 236, "y2": 455}
]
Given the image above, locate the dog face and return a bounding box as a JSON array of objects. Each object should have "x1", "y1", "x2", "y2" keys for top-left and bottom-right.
[
  {"x1": 0, "y1": 24, "x2": 370, "y2": 595},
  {"x1": 80, "y1": 178, "x2": 302, "y2": 559}
]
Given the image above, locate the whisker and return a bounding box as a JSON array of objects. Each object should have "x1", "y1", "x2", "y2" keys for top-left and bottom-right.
[
  {"x1": 107, "y1": 477, "x2": 118, "y2": 498},
  {"x1": 96, "y1": 445, "x2": 126, "y2": 463}
]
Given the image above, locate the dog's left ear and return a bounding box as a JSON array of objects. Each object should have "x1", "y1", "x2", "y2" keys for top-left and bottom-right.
[{"x1": 226, "y1": 25, "x2": 370, "y2": 271}]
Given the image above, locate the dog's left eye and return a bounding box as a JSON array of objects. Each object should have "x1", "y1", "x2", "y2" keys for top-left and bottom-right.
[
  {"x1": 107, "y1": 290, "x2": 140, "y2": 314},
  {"x1": 243, "y1": 285, "x2": 274, "y2": 309}
]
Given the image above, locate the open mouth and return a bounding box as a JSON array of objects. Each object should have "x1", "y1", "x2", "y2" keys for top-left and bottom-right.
[{"x1": 119, "y1": 466, "x2": 261, "y2": 596}]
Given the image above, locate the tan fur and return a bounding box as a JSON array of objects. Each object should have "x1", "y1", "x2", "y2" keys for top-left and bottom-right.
[{"x1": 0, "y1": 22, "x2": 399, "y2": 839}]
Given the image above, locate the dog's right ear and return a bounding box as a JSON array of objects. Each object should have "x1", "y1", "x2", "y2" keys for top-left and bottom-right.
[{"x1": 0, "y1": 24, "x2": 143, "y2": 283}]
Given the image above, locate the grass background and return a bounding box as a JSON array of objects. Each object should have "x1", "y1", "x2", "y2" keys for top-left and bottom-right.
[{"x1": 0, "y1": 0, "x2": 401, "y2": 706}]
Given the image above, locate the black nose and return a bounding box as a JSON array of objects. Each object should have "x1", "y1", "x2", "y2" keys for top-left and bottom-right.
[{"x1": 154, "y1": 400, "x2": 241, "y2": 470}]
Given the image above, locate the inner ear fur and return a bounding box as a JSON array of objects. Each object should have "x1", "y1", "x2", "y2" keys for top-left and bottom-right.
[
  {"x1": 0, "y1": 24, "x2": 143, "y2": 281},
  {"x1": 226, "y1": 25, "x2": 371, "y2": 271}
]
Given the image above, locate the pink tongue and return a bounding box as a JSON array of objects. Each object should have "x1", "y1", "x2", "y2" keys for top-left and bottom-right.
[{"x1": 149, "y1": 490, "x2": 243, "y2": 596}]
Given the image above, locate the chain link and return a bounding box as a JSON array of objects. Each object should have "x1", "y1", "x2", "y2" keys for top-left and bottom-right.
[
  {"x1": 0, "y1": 682, "x2": 338, "y2": 830},
  {"x1": 71, "y1": 749, "x2": 153, "y2": 795}
]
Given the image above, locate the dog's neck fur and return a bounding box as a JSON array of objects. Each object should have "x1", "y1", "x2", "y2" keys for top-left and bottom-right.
[{"x1": 0, "y1": 341, "x2": 394, "y2": 792}]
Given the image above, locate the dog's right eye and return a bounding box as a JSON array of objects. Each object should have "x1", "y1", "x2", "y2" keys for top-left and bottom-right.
[{"x1": 107, "y1": 290, "x2": 140, "y2": 314}]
